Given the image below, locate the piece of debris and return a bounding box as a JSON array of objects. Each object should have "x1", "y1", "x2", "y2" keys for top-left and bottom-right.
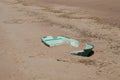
[
  {"x1": 41, "y1": 36, "x2": 79, "y2": 47},
  {"x1": 71, "y1": 43, "x2": 94, "y2": 57}
]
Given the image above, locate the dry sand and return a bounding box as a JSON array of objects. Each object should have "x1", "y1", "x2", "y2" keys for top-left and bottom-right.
[
  {"x1": 0, "y1": 0, "x2": 120, "y2": 80},
  {"x1": 24, "y1": 0, "x2": 120, "y2": 27}
]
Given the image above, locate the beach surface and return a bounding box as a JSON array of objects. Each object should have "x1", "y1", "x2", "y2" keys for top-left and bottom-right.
[
  {"x1": 24, "y1": 0, "x2": 120, "y2": 26},
  {"x1": 0, "y1": 0, "x2": 120, "y2": 80}
]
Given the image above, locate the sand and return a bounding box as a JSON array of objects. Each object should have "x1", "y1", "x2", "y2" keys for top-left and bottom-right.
[
  {"x1": 0, "y1": 0, "x2": 120, "y2": 80},
  {"x1": 24, "y1": 0, "x2": 120, "y2": 27}
]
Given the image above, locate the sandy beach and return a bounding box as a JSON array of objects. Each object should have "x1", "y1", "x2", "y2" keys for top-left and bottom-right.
[
  {"x1": 0, "y1": 0, "x2": 120, "y2": 80},
  {"x1": 24, "y1": 0, "x2": 120, "y2": 26}
]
